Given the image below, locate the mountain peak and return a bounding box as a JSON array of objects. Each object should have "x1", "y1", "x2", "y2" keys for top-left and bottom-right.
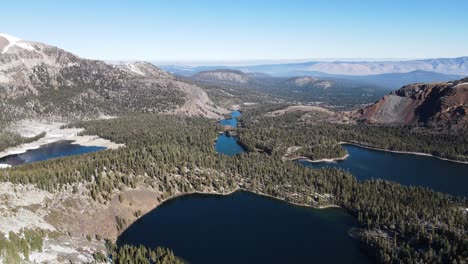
[
  {"x1": 0, "y1": 33, "x2": 22, "y2": 42},
  {"x1": 0, "y1": 33, "x2": 36, "y2": 54}
]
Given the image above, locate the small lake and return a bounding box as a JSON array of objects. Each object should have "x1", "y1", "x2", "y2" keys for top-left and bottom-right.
[
  {"x1": 0, "y1": 140, "x2": 106, "y2": 166},
  {"x1": 118, "y1": 191, "x2": 370, "y2": 264},
  {"x1": 215, "y1": 111, "x2": 245, "y2": 156},
  {"x1": 300, "y1": 144, "x2": 468, "y2": 197},
  {"x1": 215, "y1": 134, "x2": 245, "y2": 156}
]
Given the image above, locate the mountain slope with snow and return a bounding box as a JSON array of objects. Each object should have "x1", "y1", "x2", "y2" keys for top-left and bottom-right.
[{"x1": 0, "y1": 33, "x2": 227, "y2": 120}]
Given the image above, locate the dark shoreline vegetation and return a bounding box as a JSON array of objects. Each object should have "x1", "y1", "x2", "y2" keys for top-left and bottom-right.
[
  {"x1": 1, "y1": 111, "x2": 467, "y2": 263},
  {"x1": 0, "y1": 130, "x2": 46, "y2": 153}
]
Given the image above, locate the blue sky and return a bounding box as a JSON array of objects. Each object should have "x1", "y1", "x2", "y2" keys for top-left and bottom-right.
[{"x1": 2, "y1": 0, "x2": 468, "y2": 63}]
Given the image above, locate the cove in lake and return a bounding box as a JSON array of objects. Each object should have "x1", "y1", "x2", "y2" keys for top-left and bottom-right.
[
  {"x1": 0, "y1": 140, "x2": 106, "y2": 166},
  {"x1": 215, "y1": 110, "x2": 246, "y2": 156},
  {"x1": 301, "y1": 144, "x2": 468, "y2": 197},
  {"x1": 118, "y1": 191, "x2": 370, "y2": 264}
]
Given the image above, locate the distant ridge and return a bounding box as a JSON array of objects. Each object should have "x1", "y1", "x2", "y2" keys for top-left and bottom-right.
[{"x1": 160, "y1": 57, "x2": 468, "y2": 77}]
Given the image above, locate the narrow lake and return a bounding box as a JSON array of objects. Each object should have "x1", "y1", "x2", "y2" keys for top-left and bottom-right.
[
  {"x1": 215, "y1": 110, "x2": 245, "y2": 156},
  {"x1": 218, "y1": 110, "x2": 241, "y2": 127},
  {"x1": 300, "y1": 144, "x2": 468, "y2": 197},
  {"x1": 0, "y1": 140, "x2": 106, "y2": 166},
  {"x1": 117, "y1": 191, "x2": 370, "y2": 264}
]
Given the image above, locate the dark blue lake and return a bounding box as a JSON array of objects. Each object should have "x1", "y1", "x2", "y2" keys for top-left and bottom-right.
[
  {"x1": 0, "y1": 140, "x2": 106, "y2": 166},
  {"x1": 215, "y1": 134, "x2": 245, "y2": 156},
  {"x1": 300, "y1": 144, "x2": 468, "y2": 197},
  {"x1": 118, "y1": 191, "x2": 370, "y2": 264}
]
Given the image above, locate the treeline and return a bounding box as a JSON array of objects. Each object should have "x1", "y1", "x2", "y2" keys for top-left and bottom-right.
[
  {"x1": 1, "y1": 113, "x2": 467, "y2": 263},
  {"x1": 0, "y1": 131, "x2": 46, "y2": 152},
  {"x1": 99, "y1": 240, "x2": 183, "y2": 264}
]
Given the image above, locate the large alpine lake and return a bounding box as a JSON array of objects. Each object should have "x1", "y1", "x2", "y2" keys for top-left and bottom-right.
[{"x1": 118, "y1": 191, "x2": 370, "y2": 264}]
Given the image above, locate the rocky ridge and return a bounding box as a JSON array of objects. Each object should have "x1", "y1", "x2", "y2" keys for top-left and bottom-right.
[
  {"x1": 0, "y1": 33, "x2": 227, "y2": 121},
  {"x1": 356, "y1": 78, "x2": 468, "y2": 130}
]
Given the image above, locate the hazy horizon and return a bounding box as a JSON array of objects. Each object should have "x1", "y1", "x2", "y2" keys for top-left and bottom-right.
[{"x1": 146, "y1": 56, "x2": 468, "y2": 67}]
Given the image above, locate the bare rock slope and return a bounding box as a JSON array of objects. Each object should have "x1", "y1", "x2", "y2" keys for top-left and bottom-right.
[{"x1": 356, "y1": 78, "x2": 468, "y2": 130}]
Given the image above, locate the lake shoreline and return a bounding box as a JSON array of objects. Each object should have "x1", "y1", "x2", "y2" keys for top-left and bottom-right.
[
  {"x1": 0, "y1": 131, "x2": 124, "y2": 160},
  {"x1": 145, "y1": 188, "x2": 341, "y2": 230},
  {"x1": 340, "y1": 142, "x2": 468, "y2": 165},
  {"x1": 291, "y1": 153, "x2": 350, "y2": 163}
]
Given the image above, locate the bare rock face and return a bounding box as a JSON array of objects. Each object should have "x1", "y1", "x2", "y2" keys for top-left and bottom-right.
[
  {"x1": 356, "y1": 78, "x2": 468, "y2": 130},
  {"x1": 0, "y1": 33, "x2": 227, "y2": 120},
  {"x1": 193, "y1": 69, "x2": 253, "y2": 85}
]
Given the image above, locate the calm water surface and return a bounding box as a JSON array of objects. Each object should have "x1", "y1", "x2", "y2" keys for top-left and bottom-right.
[
  {"x1": 301, "y1": 144, "x2": 468, "y2": 197},
  {"x1": 216, "y1": 111, "x2": 245, "y2": 156},
  {"x1": 118, "y1": 191, "x2": 370, "y2": 264},
  {"x1": 214, "y1": 134, "x2": 245, "y2": 156},
  {"x1": 0, "y1": 140, "x2": 106, "y2": 166},
  {"x1": 218, "y1": 110, "x2": 241, "y2": 127}
]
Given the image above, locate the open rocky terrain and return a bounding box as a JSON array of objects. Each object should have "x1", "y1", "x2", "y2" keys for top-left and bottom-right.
[{"x1": 356, "y1": 78, "x2": 468, "y2": 130}]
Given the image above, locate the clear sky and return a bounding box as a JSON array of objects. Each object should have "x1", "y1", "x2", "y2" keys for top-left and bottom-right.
[{"x1": 2, "y1": 0, "x2": 468, "y2": 63}]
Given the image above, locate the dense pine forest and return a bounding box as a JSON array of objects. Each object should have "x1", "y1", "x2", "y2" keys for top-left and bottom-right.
[
  {"x1": 99, "y1": 241, "x2": 183, "y2": 264},
  {"x1": 0, "y1": 109, "x2": 467, "y2": 263},
  {"x1": 0, "y1": 131, "x2": 45, "y2": 153},
  {"x1": 237, "y1": 107, "x2": 468, "y2": 162}
]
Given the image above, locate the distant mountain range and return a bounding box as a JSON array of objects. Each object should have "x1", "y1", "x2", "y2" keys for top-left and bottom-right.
[
  {"x1": 185, "y1": 69, "x2": 388, "y2": 109},
  {"x1": 161, "y1": 57, "x2": 468, "y2": 76},
  {"x1": 160, "y1": 57, "x2": 468, "y2": 90}
]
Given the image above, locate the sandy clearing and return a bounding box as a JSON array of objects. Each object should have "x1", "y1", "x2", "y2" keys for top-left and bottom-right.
[{"x1": 0, "y1": 120, "x2": 124, "y2": 159}]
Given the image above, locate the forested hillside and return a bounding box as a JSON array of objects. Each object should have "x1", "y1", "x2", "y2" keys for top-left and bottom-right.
[{"x1": 238, "y1": 107, "x2": 468, "y2": 162}]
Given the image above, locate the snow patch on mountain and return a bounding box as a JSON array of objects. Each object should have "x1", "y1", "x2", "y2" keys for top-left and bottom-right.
[
  {"x1": 0, "y1": 33, "x2": 37, "y2": 54},
  {"x1": 127, "y1": 63, "x2": 145, "y2": 76}
]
